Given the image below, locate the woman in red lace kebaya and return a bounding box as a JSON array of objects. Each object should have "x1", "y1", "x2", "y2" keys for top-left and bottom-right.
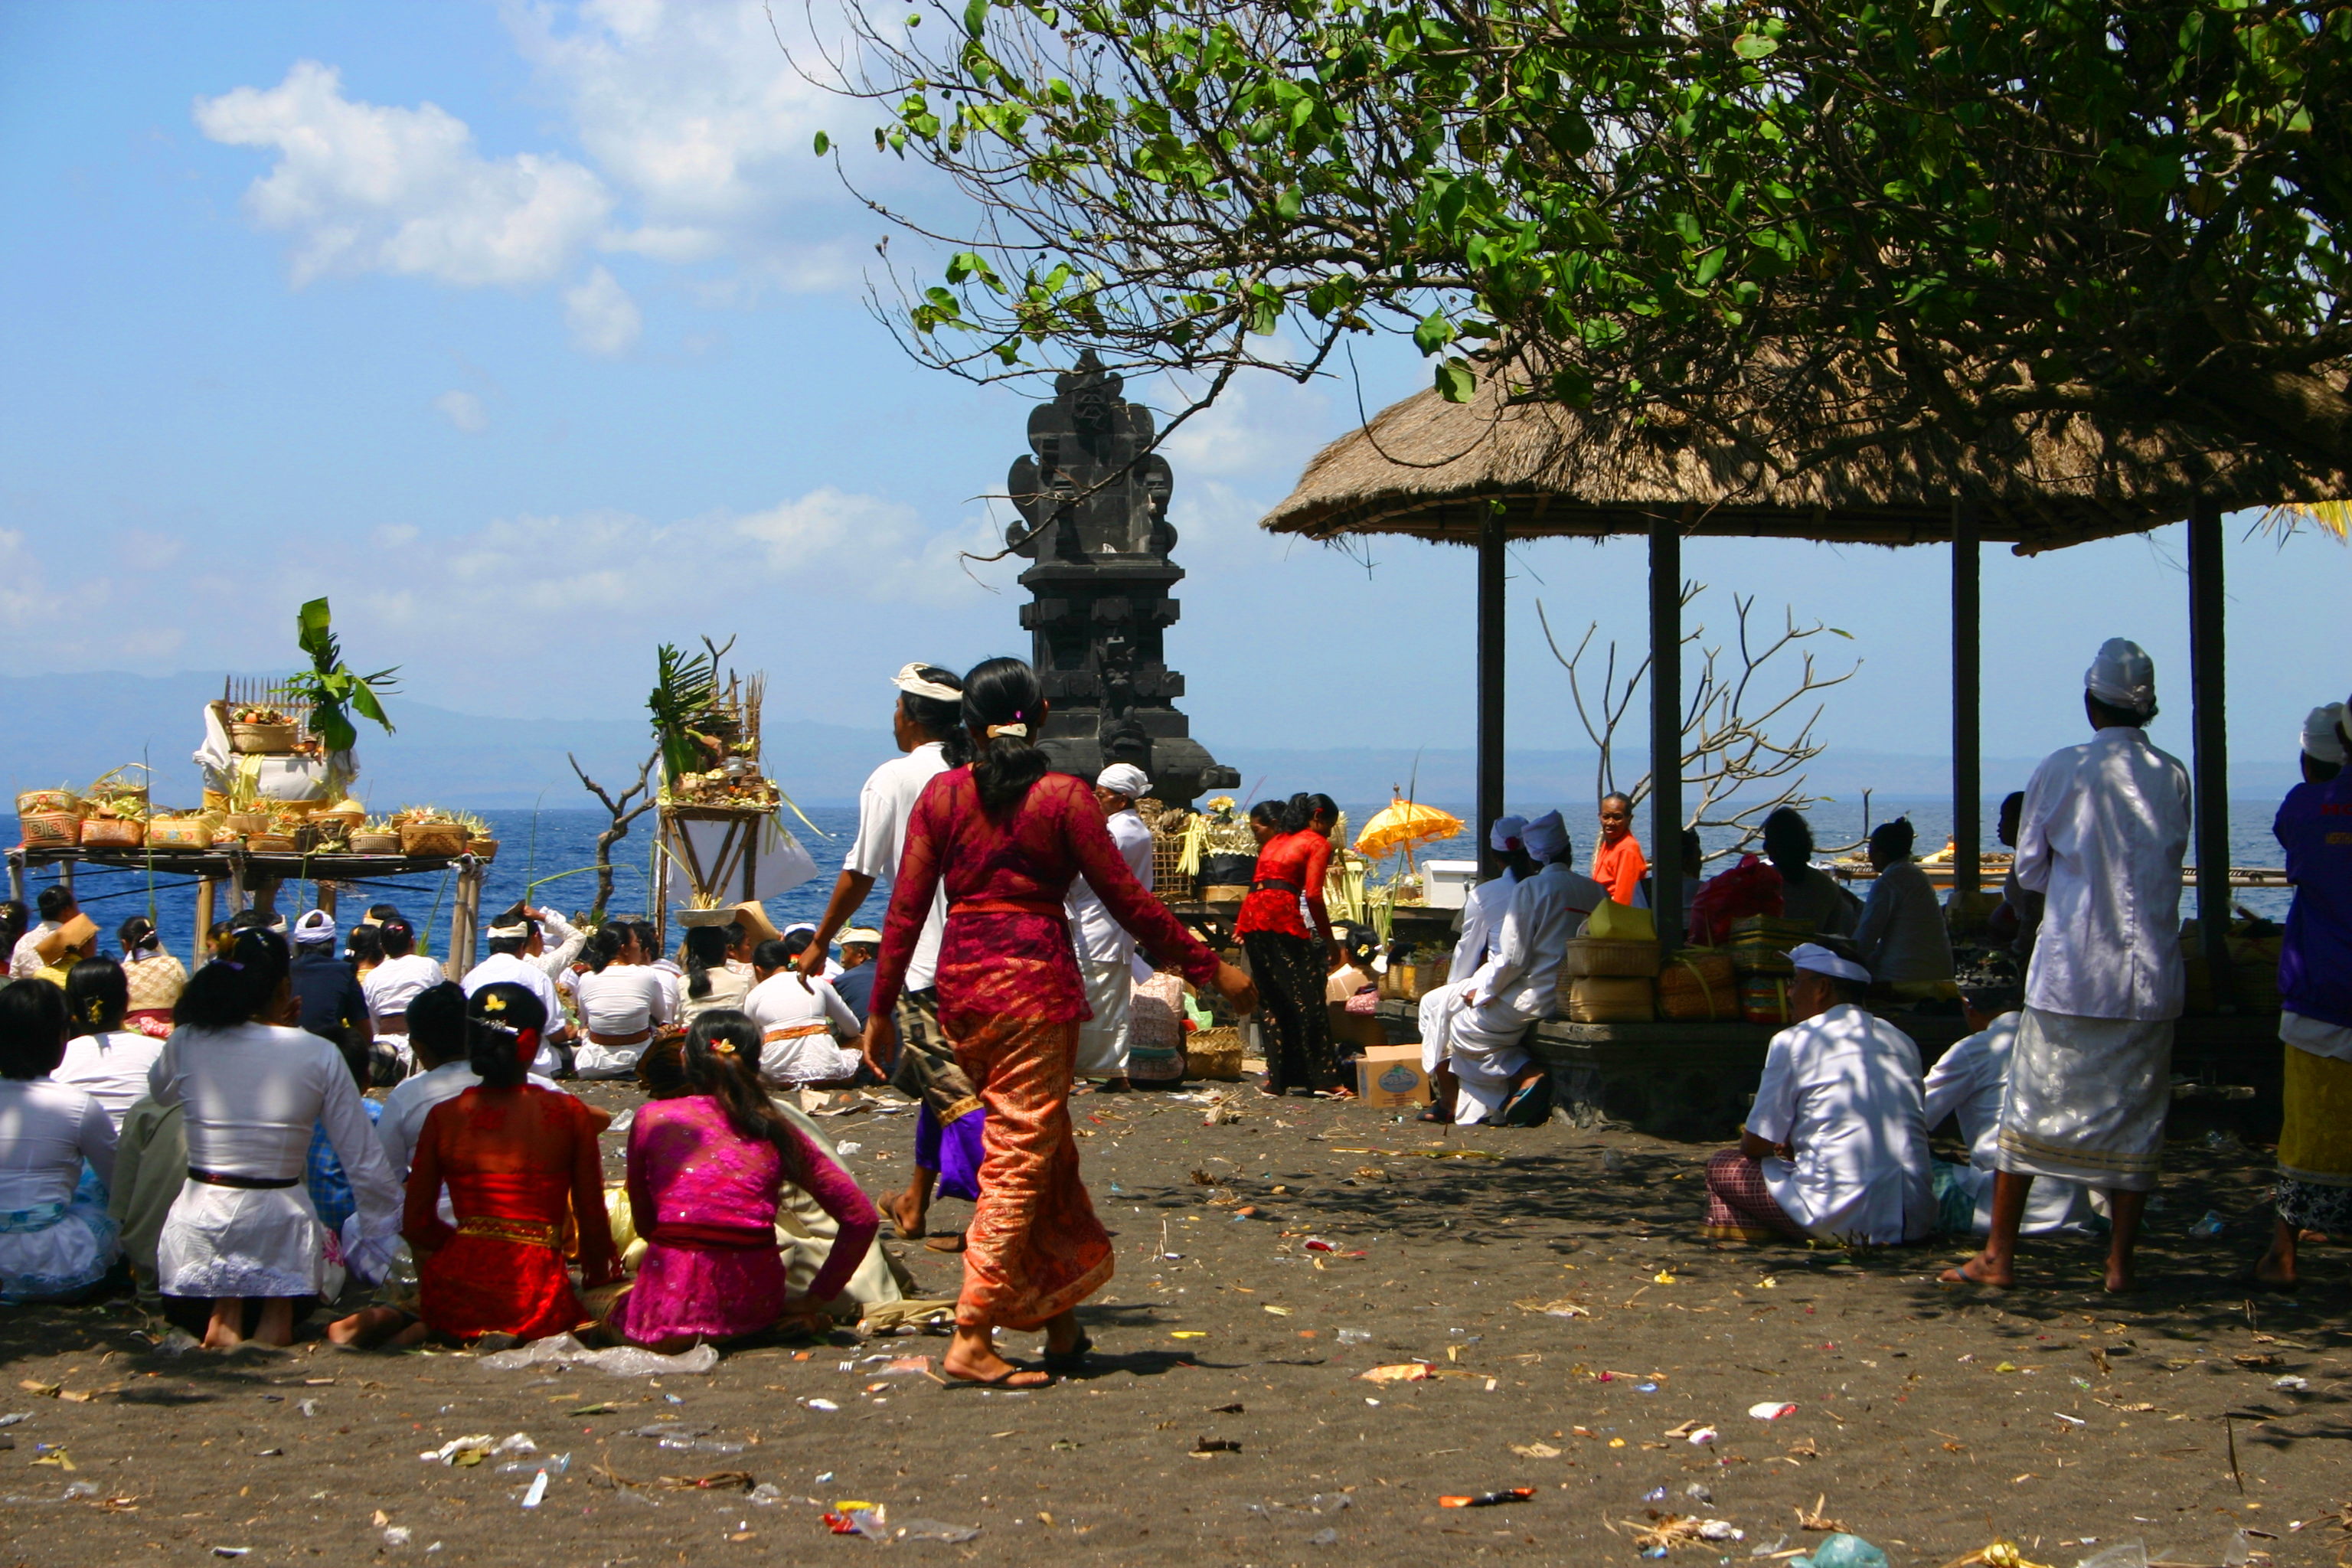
[
  {"x1": 1233, "y1": 794, "x2": 1348, "y2": 1096},
  {"x1": 864, "y1": 657, "x2": 1258, "y2": 1387},
  {"x1": 403, "y1": 984, "x2": 617, "y2": 1343}
]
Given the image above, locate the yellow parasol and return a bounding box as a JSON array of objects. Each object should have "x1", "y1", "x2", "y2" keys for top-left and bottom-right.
[{"x1": 1354, "y1": 797, "x2": 1465, "y2": 861}]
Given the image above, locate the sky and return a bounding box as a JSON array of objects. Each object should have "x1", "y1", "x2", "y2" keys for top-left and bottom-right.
[{"x1": 2, "y1": 0, "x2": 2346, "y2": 792}]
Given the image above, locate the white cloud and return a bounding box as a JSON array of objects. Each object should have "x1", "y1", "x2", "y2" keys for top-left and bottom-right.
[
  {"x1": 511, "y1": 0, "x2": 847, "y2": 251},
  {"x1": 432, "y1": 390, "x2": 491, "y2": 433},
  {"x1": 194, "y1": 60, "x2": 612, "y2": 287},
  {"x1": 562, "y1": 266, "x2": 642, "y2": 354}
]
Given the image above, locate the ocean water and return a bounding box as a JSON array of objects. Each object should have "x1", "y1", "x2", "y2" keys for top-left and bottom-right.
[{"x1": 5, "y1": 789, "x2": 2295, "y2": 962}]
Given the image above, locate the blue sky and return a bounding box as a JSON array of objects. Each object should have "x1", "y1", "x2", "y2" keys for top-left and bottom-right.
[{"x1": 2, "y1": 0, "x2": 2345, "y2": 791}]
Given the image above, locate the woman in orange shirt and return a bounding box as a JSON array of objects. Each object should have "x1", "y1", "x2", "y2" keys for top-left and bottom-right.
[
  {"x1": 1591, "y1": 792, "x2": 1648, "y2": 906},
  {"x1": 1234, "y1": 795, "x2": 1347, "y2": 1096}
]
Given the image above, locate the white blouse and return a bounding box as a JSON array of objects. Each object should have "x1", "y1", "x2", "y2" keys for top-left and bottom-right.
[
  {"x1": 361, "y1": 952, "x2": 447, "y2": 1021},
  {"x1": 573, "y1": 965, "x2": 673, "y2": 1037},
  {"x1": 0, "y1": 1079, "x2": 116, "y2": 1211},
  {"x1": 148, "y1": 1022, "x2": 399, "y2": 1207},
  {"x1": 55, "y1": 1031, "x2": 168, "y2": 1130},
  {"x1": 743, "y1": 972, "x2": 862, "y2": 1084}
]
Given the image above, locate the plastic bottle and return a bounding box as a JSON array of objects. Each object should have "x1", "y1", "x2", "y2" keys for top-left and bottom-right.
[
  {"x1": 1793, "y1": 1534, "x2": 1889, "y2": 1568},
  {"x1": 2189, "y1": 1210, "x2": 2226, "y2": 1238}
]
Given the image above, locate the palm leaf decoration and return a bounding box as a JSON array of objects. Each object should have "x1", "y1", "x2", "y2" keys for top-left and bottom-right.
[
  {"x1": 287, "y1": 596, "x2": 399, "y2": 753},
  {"x1": 2259, "y1": 501, "x2": 2350, "y2": 542},
  {"x1": 648, "y1": 638, "x2": 730, "y2": 784}
]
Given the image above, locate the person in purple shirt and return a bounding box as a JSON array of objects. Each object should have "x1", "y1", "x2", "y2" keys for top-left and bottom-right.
[{"x1": 2246, "y1": 701, "x2": 2352, "y2": 1292}]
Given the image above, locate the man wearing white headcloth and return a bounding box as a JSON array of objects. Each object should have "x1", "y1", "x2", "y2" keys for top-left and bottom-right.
[
  {"x1": 1704, "y1": 943, "x2": 1933, "y2": 1246},
  {"x1": 1068, "y1": 763, "x2": 1156, "y2": 1092},
  {"x1": 462, "y1": 903, "x2": 574, "y2": 1076},
  {"x1": 1945, "y1": 638, "x2": 2190, "y2": 1293},
  {"x1": 1416, "y1": 811, "x2": 1606, "y2": 1125},
  {"x1": 1416, "y1": 816, "x2": 1534, "y2": 1110},
  {"x1": 799, "y1": 662, "x2": 980, "y2": 1244}
]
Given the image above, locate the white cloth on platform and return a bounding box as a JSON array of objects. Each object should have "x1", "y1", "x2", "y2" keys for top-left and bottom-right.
[
  {"x1": 149, "y1": 1021, "x2": 400, "y2": 1298},
  {"x1": 1921, "y1": 1011, "x2": 2099, "y2": 1234},
  {"x1": 1743, "y1": 1003, "x2": 1933, "y2": 1246},
  {"x1": 2014, "y1": 725, "x2": 2191, "y2": 1022},
  {"x1": 844, "y1": 740, "x2": 952, "y2": 991},
  {"x1": 1070, "y1": 804, "x2": 1153, "y2": 1079},
  {"x1": 1994, "y1": 1006, "x2": 2174, "y2": 1193},
  {"x1": 56, "y1": 1031, "x2": 168, "y2": 1132},
  {"x1": 1421, "y1": 861, "x2": 1606, "y2": 1123}
]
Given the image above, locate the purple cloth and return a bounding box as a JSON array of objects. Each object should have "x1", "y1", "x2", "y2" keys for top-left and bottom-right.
[
  {"x1": 913, "y1": 1102, "x2": 985, "y2": 1203},
  {"x1": 2275, "y1": 776, "x2": 2352, "y2": 1029}
]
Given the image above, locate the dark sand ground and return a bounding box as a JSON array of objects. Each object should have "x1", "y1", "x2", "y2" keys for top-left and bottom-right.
[{"x1": 2, "y1": 1083, "x2": 2345, "y2": 1568}]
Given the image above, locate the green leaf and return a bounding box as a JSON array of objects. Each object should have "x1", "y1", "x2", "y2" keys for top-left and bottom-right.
[
  {"x1": 1733, "y1": 31, "x2": 1778, "y2": 60},
  {"x1": 1412, "y1": 309, "x2": 1455, "y2": 354},
  {"x1": 964, "y1": 0, "x2": 989, "y2": 38},
  {"x1": 1435, "y1": 357, "x2": 1476, "y2": 403},
  {"x1": 812, "y1": 130, "x2": 830, "y2": 156}
]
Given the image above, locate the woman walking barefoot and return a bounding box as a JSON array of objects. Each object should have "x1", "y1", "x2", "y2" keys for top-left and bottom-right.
[{"x1": 862, "y1": 657, "x2": 1256, "y2": 1387}]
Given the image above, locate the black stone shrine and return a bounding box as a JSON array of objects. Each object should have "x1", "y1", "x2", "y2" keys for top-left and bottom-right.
[{"x1": 1005, "y1": 352, "x2": 1240, "y2": 805}]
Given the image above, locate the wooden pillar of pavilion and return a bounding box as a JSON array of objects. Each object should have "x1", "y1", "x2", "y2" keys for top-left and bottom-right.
[
  {"x1": 1952, "y1": 499, "x2": 1982, "y2": 896},
  {"x1": 2187, "y1": 499, "x2": 2233, "y2": 1008},
  {"x1": 1476, "y1": 514, "x2": 1508, "y2": 879},
  {"x1": 1648, "y1": 516, "x2": 1684, "y2": 952}
]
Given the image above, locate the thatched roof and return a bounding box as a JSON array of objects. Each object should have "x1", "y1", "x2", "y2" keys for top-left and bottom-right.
[{"x1": 1259, "y1": 358, "x2": 2346, "y2": 553}]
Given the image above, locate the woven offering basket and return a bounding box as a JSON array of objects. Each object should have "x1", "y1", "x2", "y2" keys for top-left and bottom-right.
[
  {"x1": 1560, "y1": 936, "x2": 1661, "y2": 978},
  {"x1": 1151, "y1": 835, "x2": 1195, "y2": 901},
  {"x1": 349, "y1": 831, "x2": 402, "y2": 855},
  {"x1": 17, "y1": 789, "x2": 79, "y2": 818},
  {"x1": 19, "y1": 812, "x2": 82, "y2": 851},
  {"x1": 1200, "y1": 883, "x2": 1250, "y2": 903},
  {"x1": 1184, "y1": 1027, "x2": 1246, "y2": 1080},
  {"x1": 246, "y1": 833, "x2": 297, "y2": 854},
  {"x1": 1740, "y1": 975, "x2": 1793, "y2": 1027},
  {"x1": 79, "y1": 818, "x2": 145, "y2": 849},
  {"x1": 399, "y1": 822, "x2": 470, "y2": 857},
  {"x1": 1565, "y1": 975, "x2": 1655, "y2": 1023},
  {"x1": 146, "y1": 817, "x2": 212, "y2": 850},
  {"x1": 229, "y1": 720, "x2": 300, "y2": 755},
  {"x1": 1656, "y1": 949, "x2": 1739, "y2": 1021},
  {"x1": 467, "y1": 838, "x2": 500, "y2": 861}
]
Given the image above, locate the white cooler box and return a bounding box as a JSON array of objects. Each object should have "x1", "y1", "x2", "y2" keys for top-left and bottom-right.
[{"x1": 1422, "y1": 859, "x2": 1480, "y2": 910}]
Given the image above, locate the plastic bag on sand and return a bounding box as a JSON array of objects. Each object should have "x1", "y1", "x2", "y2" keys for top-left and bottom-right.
[
  {"x1": 478, "y1": 1334, "x2": 719, "y2": 1377},
  {"x1": 2076, "y1": 1544, "x2": 2147, "y2": 1568},
  {"x1": 1791, "y1": 1536, "x2": 1887, "y2": 1568}
]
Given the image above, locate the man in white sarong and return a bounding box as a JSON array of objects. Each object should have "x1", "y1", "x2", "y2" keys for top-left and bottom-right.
[
  {"x1": 1418, "y1": 812, "x2": 1606, "y2": 1125},
  {"x1": 1419, "y1": 815, "x2": 1534, "y2": 1105},
  {"x1": 1945, "y1": 638, "x2": 2190, "y2": 1292},
  {"x1": 1070, "y1": 763, "x2": 1155, "y2": 1092}
]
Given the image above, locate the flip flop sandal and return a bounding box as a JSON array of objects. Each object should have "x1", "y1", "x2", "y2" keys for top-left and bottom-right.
[
  {"x1": 1041, "y1": 1333, "x2": 1095, "y2": 1374},
  {"x1": 941, "y1": 1363, "x2": 1055, "y2": 1390},
  {"x1": 924, "y1": 1233, "x2": 968, "y2": 1253}
]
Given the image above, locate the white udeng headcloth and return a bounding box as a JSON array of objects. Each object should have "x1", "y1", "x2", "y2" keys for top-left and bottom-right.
[
  {"x1": 1488, "y1": 813, "x2": 1530, "y2": 852},
  {"x1": 1096, "y1": 763, "x2": 1151, "y2": 800},
  {"x1": 2304, "y1": 703, "x2": 2348, "y2": 765},
  {"x1": 1789, "y1": 942, "x2": 1871, "y2": 985},
  {"x1": 1521, "y1": 810, "x2": 1568, "y2": 861},
  {"x1": 2083, "y1": 638, "x2": 2156, "y2": 715}
]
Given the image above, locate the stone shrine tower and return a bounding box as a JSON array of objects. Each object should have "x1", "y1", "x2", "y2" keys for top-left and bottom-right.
[{"x1": 1005, "y1": 352, "x2": 1240, "y2": 805}]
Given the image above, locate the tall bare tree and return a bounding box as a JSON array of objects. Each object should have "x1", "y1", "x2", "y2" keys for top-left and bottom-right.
[
  {"x1": 568, "y1": 750, "x2": 661, "y2": 923},
  {"x1": 1540, "y1": 586, "x2": 1858, "y2": 860}
]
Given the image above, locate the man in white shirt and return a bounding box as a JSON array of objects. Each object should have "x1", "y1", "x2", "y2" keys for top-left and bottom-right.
[
  {"x1": 797, "y1": 662, "x2": 978, "y2": 1241},
  {"x1": 1070, "y1": 763, "x2": 1156, "y2": 1093},
  {"x1": 460, "y1": 906, "x2": 574, "y2": 1076},
  {"x1": 10, "y1": 885, "x2": 79, "y2": 978},
  {"x1": 359, "y1": 918, "x2": 446, "y2": 1080},
  {"x1": 1946, "y1": 639, "x2": 2190, "y2": 1293},
  {"x1": 1704, "y1": 944, "x2": 1934, "y2": 1246},
  {"x1": 1416, "y1": 812, "x2": 1606, "y2": 1125},
  {"x1": 374, "y1": 982, "x2": 586, "y2": 1180},
  {"x1": 531, "y1": 905, "x2": 590, "y2": 985},
  {"x1": 1923, "y1": 987, "x2": 2101, "y2": 1236}
]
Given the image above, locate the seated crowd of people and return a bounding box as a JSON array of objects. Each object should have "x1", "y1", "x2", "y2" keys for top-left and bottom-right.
[{"x1": 0, "y1": 897, "x2": 893, "y2": 1351}]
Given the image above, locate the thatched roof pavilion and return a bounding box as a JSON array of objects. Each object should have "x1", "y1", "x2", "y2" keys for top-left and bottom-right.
[{"x1": 1258, "y1": 360, "x2": 2345, "y2": 986}]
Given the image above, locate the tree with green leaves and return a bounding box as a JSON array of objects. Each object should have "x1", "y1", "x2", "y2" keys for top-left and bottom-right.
[{"x1": 825, "y1": 0, "x2": 2352, "y2": 479}]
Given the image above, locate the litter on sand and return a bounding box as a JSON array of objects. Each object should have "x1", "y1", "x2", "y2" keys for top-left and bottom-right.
[
  {"x1": 477, "y1": 1334, "x2": 718, "y2": 1377},
  {"x1": 1749, "y1": 1402, "x2": 1798, "y2": 1421},
  {"x1": 1439, "y1": 1488, "x2": 1534, "y2": 1508},
  {"x1": 1358, "y1": 1364, "x2": 1432, "y2": 1383}
]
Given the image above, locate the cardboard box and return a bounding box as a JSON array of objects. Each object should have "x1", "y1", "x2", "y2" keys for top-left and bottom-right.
[{"x1": 1355, "y1": 1044, "x2": 1430, "y2": 1108}]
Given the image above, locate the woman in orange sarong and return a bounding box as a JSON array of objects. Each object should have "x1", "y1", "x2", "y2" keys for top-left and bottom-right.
[
  {"x1": 864, "y1": 656, "x2": 1257, "y2": 1387},
  {"x1": 403, "y1": 983, "x2": 616, "y2": 1342}
]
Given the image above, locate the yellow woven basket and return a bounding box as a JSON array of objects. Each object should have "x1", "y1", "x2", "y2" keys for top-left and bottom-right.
[{"x1": 1184, "y1": 1027, "x2": 1246, "y2": 1081}]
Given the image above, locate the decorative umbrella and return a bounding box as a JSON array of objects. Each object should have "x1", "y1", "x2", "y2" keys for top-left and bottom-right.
[{"x1": 1354, "y1": 797, "x2": 1464, "y2": 861}]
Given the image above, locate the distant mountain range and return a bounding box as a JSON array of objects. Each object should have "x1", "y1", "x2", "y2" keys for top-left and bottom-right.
[{"x1": 2, "y1": 671, "x2": 2298, "y2": 810}]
